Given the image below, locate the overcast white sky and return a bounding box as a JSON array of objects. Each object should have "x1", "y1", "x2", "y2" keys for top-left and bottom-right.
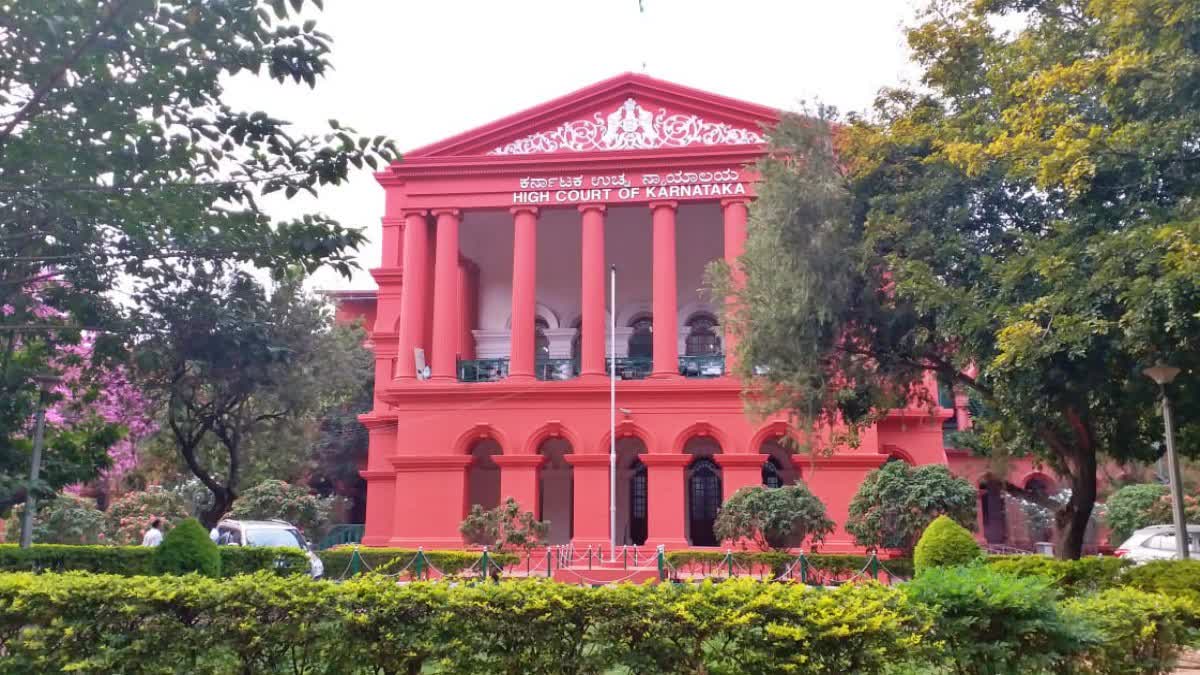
[{"x1": 222, "y1": 0, "x2": 923, "y2": 292}]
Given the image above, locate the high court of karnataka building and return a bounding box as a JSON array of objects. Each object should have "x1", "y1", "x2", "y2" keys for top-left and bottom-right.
[{"x1": 332, "y1": 74, "x2": 1062, "y2": 553}]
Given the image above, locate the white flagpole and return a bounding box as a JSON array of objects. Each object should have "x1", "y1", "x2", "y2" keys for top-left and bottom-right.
[{"x1": 610, "y1": 264, "x2": 617, "y2": 560}]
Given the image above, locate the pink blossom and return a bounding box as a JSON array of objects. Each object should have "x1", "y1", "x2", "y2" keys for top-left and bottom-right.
[{"x1": 1, "y1": 304, "x2": 13, "y2": 316}]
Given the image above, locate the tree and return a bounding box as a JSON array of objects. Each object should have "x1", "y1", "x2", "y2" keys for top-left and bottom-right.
[
  {"x1": 0, "y1": 1, "x2": 396, "y2": 516},
  {"x1": 4, "y1": 493, "x2": 107, "y2": 545},
  {"x1": 844, "y1": 462, "x2": 977, "y2": 555},
  {"x1": 1104, "y1": 483, "x2": 1169, "y2": 545},
  {"x1": 726, "y1": 0, "x2": 1200, "y2": 558},
  {"x1": 459, "y1": 498, "x2": 550, "y2": 555},
  {"x1": 713, "y1": 484, "x2": 834, "y2": 551},
  {"x1": 105, "y1": 485, "x2": 191, "y2": 545},
  {"x1": 229, "y1": 479, "x2": 342, "y2": 540}
]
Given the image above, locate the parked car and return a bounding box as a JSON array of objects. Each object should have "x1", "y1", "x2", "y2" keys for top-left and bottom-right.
[
  {"x1": 214, "y1": 518, "x2": 325, "y2": 578},
  {"x1": 1114, "y1": 524, "x2": 1200, "y2": 563}
]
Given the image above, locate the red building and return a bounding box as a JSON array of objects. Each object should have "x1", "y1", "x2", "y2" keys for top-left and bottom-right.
[{"x1": 332, "y1": 74, "x2": 1059, "y2": 552}]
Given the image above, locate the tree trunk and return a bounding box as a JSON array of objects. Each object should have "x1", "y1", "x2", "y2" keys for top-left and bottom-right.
[
  {"x1": 200, "y1": 487, "x2": 234, "y2": 530},
  {"x1": 1054, "y1": 450, "x2": 1097, "y2": 560}
]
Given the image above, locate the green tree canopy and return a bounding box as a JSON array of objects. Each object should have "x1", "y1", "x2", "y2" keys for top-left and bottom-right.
[
  {"x1": 726, "y1": 0, "x2": 1200, "y2": 558},
  {"x1": 0, "y1": 0, "x2": 396, "y2": 517},
  {"x1": 713, "y1": 484, "x2": 834, "y2": 551}
]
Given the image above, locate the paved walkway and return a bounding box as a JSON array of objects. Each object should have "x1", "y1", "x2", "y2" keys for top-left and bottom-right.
[{"x1": 1175, "y1": 650, "x2": 1200, "y2": 674}]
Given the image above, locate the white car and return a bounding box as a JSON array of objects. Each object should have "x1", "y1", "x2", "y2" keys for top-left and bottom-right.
[
  {"x1": 214, "y1": 519, "x2": 325, "y2": 578},
  {"x1": 1114, "y1": 524, "x2": 1200, "y2": 563}
]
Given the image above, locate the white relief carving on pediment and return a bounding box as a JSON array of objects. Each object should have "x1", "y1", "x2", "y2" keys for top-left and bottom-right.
[{"x1": 487, "y1": 98, "x2": 766, "y2": 155}]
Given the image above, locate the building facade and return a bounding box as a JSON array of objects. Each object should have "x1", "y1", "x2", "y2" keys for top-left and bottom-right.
[{"x1": 332, "y1": 74, "x2": 1058, "y2": 552}]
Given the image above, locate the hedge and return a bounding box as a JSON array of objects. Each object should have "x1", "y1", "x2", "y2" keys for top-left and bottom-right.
[
  {"x1": 663, "y1": 550, "x2": 914, "y2": 580},
  {"x1": 984, "y1": 555, "x2": 1131, "y2": 596},
  {"x1": 0, "y1": 570, "x2": 1193, "y2": 674},
  {"x1": 0, "y1": 544, "x2": 309, "y2": 577},
  {"x1": 1123, "y1": 559, "x2": 1200, "y2": 604},
  {"x1": 317, "y1": 547, "x2": 519, "y2": 578}
]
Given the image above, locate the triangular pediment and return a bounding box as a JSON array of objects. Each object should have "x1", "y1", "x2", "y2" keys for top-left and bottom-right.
[{"x1": 407, "y1": 73, "x2": 778, "y2": 158}]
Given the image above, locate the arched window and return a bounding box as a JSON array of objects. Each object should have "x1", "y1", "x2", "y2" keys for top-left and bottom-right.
[
  {"x1": 762, "y1": 457, "x2": 783, "y2": 488},
  {"x1": 535, "y1": 317, "x2": 550, "y2": 362},
  {"x1": 628, "y1": 316, "x2": 653, "y2": 359},
  {"x1": 685, "y1": 313, "x2": 721, "y2": 356}
]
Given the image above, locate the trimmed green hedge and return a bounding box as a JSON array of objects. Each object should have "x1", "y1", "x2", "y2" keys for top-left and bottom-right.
[
  {"x1": 1123, "y1": 559, "x2": 1200, "y2": 604},
  {"x1": 317, "y1": 547, "x2": 518, "y2": 578},
  {"x1": 664, "y1": 550, "x2": 914, "y2": 580},
  {"x1": 0, "y1": 544, "x2": 308, "y2": 577},
  {"x1": 985, "y1": 555, "x2": 1131, "y2": 596}
]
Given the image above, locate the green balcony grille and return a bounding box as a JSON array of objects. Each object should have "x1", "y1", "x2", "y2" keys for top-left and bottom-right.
[
  {"x1": 607, "y1": 357, "x2": 653, "y2": 380},
  {"x1": 535, "y1": 358, "x2": 577, "y2": 381},
  {"x1": 316, "y1": 524, "x2": 363, "y2": 550},
  {"x1": 679, "y1": 355, "x2": 725, "y2": 378},
  {"x1": 458, "y1": 358, "x2": 509, "y2": 382},
  {"x1": 937, "y1": 381, "x2": 955, "y2": 408}
]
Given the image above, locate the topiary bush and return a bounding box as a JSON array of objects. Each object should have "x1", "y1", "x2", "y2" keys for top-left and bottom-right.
[
  {"x1": 152, "y1": 518, "x2": 220, "y2": 578},
  {"x1": 713, "y1": 484, "x2": 834, "y2": 551},
  {"x1": 845, "y1": 461, "x2": 978, "y2": 554},
  {"x1": 913, "y1": 514, "x2": 982, "y2": 574}
]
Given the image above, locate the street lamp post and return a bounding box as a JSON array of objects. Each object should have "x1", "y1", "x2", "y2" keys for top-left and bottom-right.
[
  {"x1": 1143, "y1": 362, "x2": 1188, "y2": 560},
  {"x1": 20, "y1": 374, "x2": 62, "y2": 549}
]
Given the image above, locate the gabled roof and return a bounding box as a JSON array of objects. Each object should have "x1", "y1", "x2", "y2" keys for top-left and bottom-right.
[{"x1": 406, "y1": 72, "x2": 779, "y2": 159}]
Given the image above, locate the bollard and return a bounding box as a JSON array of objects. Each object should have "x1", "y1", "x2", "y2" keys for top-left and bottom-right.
[
  {"x1": 587, "y1": 545, "x2": 593, "y2": 570},
  {"x1": 623, "y1": 545, "x2": 628, "y2": 570},
  {"x1": 546, "y1": 547, "x2": 553, "y2": 578},
  {"x1": 870, "y1": 553, "x2": 880, "y2": 580}
]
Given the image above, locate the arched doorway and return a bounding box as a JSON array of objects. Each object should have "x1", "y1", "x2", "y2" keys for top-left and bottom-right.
[
  {"x1": 683, "y1": 435, "x2": 723, "y2": 547},
  {"x1": 687, "y1": 458, "x2": 722, "y2": 546},
  {"x1": 979, "y1": 478, "x2": 1009, "y2": 546},
  {"x1": 466, "y1": 439, "x2": 502, "y2": 514},
  {"x1": 537, "y1": 437, "x2": 573, "y2": 545},
  {"x1": 614, "y1": 437, "x2": 648, "y2": 546}
]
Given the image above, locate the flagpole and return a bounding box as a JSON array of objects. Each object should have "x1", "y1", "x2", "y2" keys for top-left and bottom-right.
[{"x1": 609, "y1": 264, "x2": 617, "y2": 560}]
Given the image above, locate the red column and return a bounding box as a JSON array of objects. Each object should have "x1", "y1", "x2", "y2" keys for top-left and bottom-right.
[
  {"x1": 509, "y1": 206, "x2": 539, "y2": 379},
  {"x1": 494, "y1": 455, "x2": 544, "y2": 515},
  {"x1": 395, "y1": 210, "x2": 429, "y2": 380},
  {"x1": 716, "y1": 454, "x2": 769, "y2": 501},
  {"x1": 458, "y1": 259, "x2": 477, "y2": 361},
  {"x1": 387, "y1": 456, "x2": 472, "y2": 548},
  {"x1": 565, "y1": 454, "x2": 610, "y2": 551},
  {"x1": 641, "y1": 453, "x2": 689, "y2": 548},
  {"x1": 721, "y1": 198, "x2": 749, "y2": 373},
  {"x1": 650, "y1": 201, "x2": 679, "y2": 378},
  {"x1": 430, "y1": 209, "x2": 461, "y2": 380},
  {"x1": 579, "y1": 204, "x2": 607, "y2": 377}
]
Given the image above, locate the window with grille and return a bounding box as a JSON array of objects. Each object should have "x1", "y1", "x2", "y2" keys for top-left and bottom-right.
[
  {"x1": 628, "y1": 316, "x2": 653, "y2": 359},
  {"x1": 685, "y1": 314, "x2": 721, "y2": 356}
]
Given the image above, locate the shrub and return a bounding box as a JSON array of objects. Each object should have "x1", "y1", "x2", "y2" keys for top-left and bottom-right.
[
  {"x1": 4, "y1": 494, "x2": 106, "y2": 544},
  {"x1": 228, "y1": 479, "x2": 342, "y2": 540},
  {"x1": 713, "y1": 484, "x2": 834, "y2": 551},
  {"x1": 1123, "y1": 560, "x2": 1200, "y2": 604},
  {"x1": 985, "y1": 555, "x2": 1130, "y2": 596},
  {"x1": 913, "y1": 515, "x2": 981, "y2": 574},
  {"x1": 0, "y1": 543, "x2": 354, "y2": 578},
  {"x1": 459, "y1": 497, "x2": 549, "y2": 554},
  {"x1": 905, "y1": 565, "x2": 1092, "y2": 674},
  {"x1": 845, "y1": 461, "x2": 977, "y2": 554},
  {"x1": 1104, "y1": 483, "x2": 1169, "y2": 545},
  {"x1": 153, "y1": 518, "x2": 221, "y2": 577},
  {"x1": 662, "y1": 550, "x2": 914, "y2": 582},
  {"x1": 105, "y1": 486, "x2": 190, "y2": 544},
  {"x1": 1064, "y1": 587, "x2": 1198, "y2": 675}
]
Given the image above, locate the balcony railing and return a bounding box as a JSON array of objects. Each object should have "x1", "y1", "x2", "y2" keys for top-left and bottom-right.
[
  {"x1": 458, "y1": 358, "x2": 509, "y2": 383},
  {"x1": 679, "y1": 355, "x2": 725, "y2": 378},
  {"x1": 937, "y1": 381, "x2": 955, "y2": 408},
  {"x1": 535, "y1": 358, "x2": 577, "y2": 381},
  {"x1": 606, "y1": 357, "x2": 653, "y2": 380}
]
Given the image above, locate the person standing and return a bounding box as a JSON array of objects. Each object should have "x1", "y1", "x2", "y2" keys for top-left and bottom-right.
[{"x1": 142, "y1": 519, "x2": 163, "y2": 547}]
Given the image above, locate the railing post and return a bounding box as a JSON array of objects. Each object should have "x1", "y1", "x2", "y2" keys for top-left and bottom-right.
[
  {"x1": 870, "y1": 553, "x2": 879, "y2": 580},
  {"x1": 726, "y1": 549, "x2": 734, "y2": 578},
  {"x1": 622, "y1": 545, "x2": 628, "y2": 570},
  {"x1": 656, "y1": 544, "x2": 666, "y2": 581},
  {"x1": 587, "y1": 545, "x2": 593, "y2": 570},
  {"x1": 480, "y1": 546, "x2": 489, "y2": 582},
  {"x1": 415, "y1": 547, "x2": 425, "y2": 580},
  {"x1": 546, "y1": 547, "x2": 553, "y2": 578},
  {"x1": 350, "y1": 545, "x2": 361, "y2": 577},
  {"x1": 799, "y1": 553, "x2": 808, "y2": 584}
]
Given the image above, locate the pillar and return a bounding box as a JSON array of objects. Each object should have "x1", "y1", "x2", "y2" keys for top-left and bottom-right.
[
  {"x1": 387, "y1": 456, "x2": 472, "y2": 548},
  {"x1": 566, "y1": 454, "x2": 611, "y2": 551},
  {"x1": 641, "y1": 453, "x2": 689, "y2": 548},
  {"x1": 430, "y1": 209, "x2": 461, "y2": 380},
  {"x1": 579, "y1": 204, "x2": 607, "y2": 376},
  {"x1": 509, "y1": 206, "x2": 539, "y2": 379},
  {"x1": 721, "y1": 198, "x2": 749, "y2": 372},
  {"x1": 716, "y1": 454, "x2": 770, "y2": 501},
  {"x1": 458, "y1": 259, "x2": 478, "y2": 361},
  {"x1": 395, "y1": 210, "x2": 429, "y2": 379},
  {"x1": 494, "y1": 455, "x2": 544, "y2": 515},
  {"x1": 650, "y1": 201, "x2": 679, "y2": 377}
]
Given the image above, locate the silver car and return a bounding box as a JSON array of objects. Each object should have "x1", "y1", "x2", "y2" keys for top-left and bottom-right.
[
  {"x1": 1115, "y1": 524, "x2": 1200, "y2": 563},
  {"x1": 215, "y1": 519, "x2": 325, "y2": 578}
]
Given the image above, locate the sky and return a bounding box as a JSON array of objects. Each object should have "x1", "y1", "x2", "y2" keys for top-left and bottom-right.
[{"x1": 222, "y1": 0, "x2": 923, "y2": 292}]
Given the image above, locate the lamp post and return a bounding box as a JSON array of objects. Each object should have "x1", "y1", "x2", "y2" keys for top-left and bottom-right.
[
  {"x1": 20, "y1": 374, "x2": 62, "y2": 549},
  {"x1": 1143, "y1": 362, "x2": 1188, "y2": 560},
  {"x1": 609, "y1": 264, "x2": 617, "y2": 561}
]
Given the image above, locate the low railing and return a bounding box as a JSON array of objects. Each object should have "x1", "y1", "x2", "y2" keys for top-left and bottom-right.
[
  {"x1": 535, "y1": 358, "x2": 577, "y2": 381},
  {"x1": 606, "y1": 357, "x2": 653, "y2": 380},
  {"x1": 458, "y1": 358, "x2": 509, "y2": 382},
  {"x1": 316, "y1": 524, "x2": 364, "y2": 551},
  {"x1": 678, "y1": 355, "x2": 725, "y2": 378}
]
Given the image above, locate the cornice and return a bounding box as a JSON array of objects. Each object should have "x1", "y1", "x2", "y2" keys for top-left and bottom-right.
[{"x1": 389, "y1": 455, "x2": 474, "y2": 471}]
